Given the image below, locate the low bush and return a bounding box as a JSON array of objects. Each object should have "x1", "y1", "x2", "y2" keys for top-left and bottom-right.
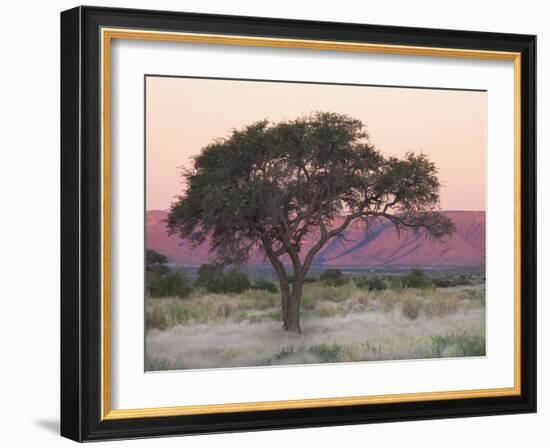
[
  {"x1": 195, "y1": 264, "x2": 224, "y2": 291},
  {"x1": 433, "y1": 278, "x2": 454, "y2": 288},
  {"x1": 457, "y1": 274, "x2": 473, "y2": 286},
  {"x1": 252, "y1": 279, "x2": 278, "y2": 293},
  {"x1": 319, "y1": 269, "x2": 348, "y2": 286},
  {"x1": 320, "y1": 268, "x2": 342, "y2": 281},
  {"x1": 388, "y1": 277, "x2": 404, "y2": 291},
  {"x1": 356, "y1": 276, "x2": 387, "y2": 291},
  {"x1": 146, "y1": 249, "x2": 169, "y2": 274},
  {"x1": 147, "y1": 270, "x2": 192, "y2": 299},
  {"x1": 433, "y1": 275, "x2": 474, "y2": 288},
  {"x1": 401, "y1": 268, "x2": 432, "y2": 289},
  {"x1": 220, "y1": 271, "x2": 251, "y2": 293},
  {"x1": 196, "y1": 264, "x2": 251, "y2": 294},
  {"x1": 288, "y1": 275, "x2": 317, "y2": 284}
]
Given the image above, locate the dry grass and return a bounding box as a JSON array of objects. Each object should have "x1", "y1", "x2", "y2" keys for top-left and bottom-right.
[
  {"x1": 401, "y1": 296, "x2": 420, "y2": 320},
  {"x1": 145, "y1": 282, "x2": 485, "y2": 370},
  {"x1": 423, "y1": 293, "x2": 460, "y2": 317}
]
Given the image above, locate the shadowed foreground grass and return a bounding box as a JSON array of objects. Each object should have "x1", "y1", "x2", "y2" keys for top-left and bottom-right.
[{"x1": 145, "y1": 282, "x2": 485, "y2": 370}]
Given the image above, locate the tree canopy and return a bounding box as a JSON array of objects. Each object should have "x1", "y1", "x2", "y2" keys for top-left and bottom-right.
[
  {"x1": 146, "y1": 248, "x2": 169, "y2": 273},
  {"x1": 166, "y1": 112, "x2": 455, "y2": 331}
]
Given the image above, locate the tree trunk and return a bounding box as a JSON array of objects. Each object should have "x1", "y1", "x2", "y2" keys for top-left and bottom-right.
[
  {"x1": 274, "y1": 274, "x2": 303, "y2": 332},
  {"x1": 272, "y1": 273, "x2": 291, "y2": 330},
  {"x1": 261, "y1": 237, "x2": 306, "y2": 333},
  {"x1": 280, "y1": 287, "x2": 290, "y2": 330},
  {"x1": 286, "y1": 278, "x2": 303, "y2": 333}
]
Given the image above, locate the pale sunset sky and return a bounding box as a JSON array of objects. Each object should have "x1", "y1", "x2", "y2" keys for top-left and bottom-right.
[{"x1": 146, "y1": 76, "x2": 486, "y2": 211}]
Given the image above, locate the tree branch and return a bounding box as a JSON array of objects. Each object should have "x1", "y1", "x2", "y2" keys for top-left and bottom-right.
[{"x1": 261, "y1": 237, "x2": 290, "y2": 292}]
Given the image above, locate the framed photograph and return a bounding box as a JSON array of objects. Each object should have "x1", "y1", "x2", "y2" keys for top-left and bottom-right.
[{"x1": 60, "y1": 6, "x2": 536, "y2": 442}]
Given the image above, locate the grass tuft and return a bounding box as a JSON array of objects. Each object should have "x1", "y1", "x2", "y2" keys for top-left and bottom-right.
[
  {"x1": 423, "y1": 294, "x2": 459, "y2": 317},
  {"x1": 145, "y1": 354, "x2": 179, "y2": 371},
  {"x1": 307, "y1": 343, "x2": 345, "y2": 363},
  {"x1": 431, "y1": 333, "x2": 485, "y2": 357},
  {"x1": 401, "y1": 296, "x2": 420, "y2": 320}
]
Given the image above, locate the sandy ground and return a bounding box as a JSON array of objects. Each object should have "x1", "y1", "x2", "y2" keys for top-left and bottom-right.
[{"x1": 146, "y1": 306, "x2": 485, "y2": 370}]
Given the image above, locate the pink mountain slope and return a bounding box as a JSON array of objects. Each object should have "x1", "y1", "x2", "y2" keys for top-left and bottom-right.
[{"x1": 146, "y1": 210, "x2": 485, "y2": 267}]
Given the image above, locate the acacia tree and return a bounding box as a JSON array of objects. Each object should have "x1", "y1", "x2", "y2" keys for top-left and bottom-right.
[
  {"x1": 167, "y1": 112, "x2": 455, "y2": 332},
  {"x1": 146, "y1": 249, "x2": 169, "y2": 273}
]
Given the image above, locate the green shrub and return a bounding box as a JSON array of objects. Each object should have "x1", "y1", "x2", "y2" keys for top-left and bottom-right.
[
  {"x1": 433, "y1": 278, "x2": 454, "y2": 288},
  {"x1": 195, "y1": 264, "x2": 224, "y2": 291},
  {"x1": 370, "y1": 277, "x2": 388, "y2": 291},
  {"x1": 252, "y1": 279, "x2": 278, "y2": 293},
  {"x1": 433, "y1": 275, "x2": 473, "y2": 288},
  {"x1": 320, "y1": 268, "x2": 342, "y2": 281},
  {"x1": 330, "y1": 277, "x2": 348, "y2": 286},
  {"x1": 357, "y1": 276, "x2": 387, "y2": 291},
  {"x1": 319, "y1": 268, "x2": 347, "y2": 286},
  {"x1": 401, "y1": 268, "x2": 432, "y2": 289},
  {"x1": 220, "y1": 271, "x2": 251, "y2": 293},
  {"x1": 147, "y1": 270, "x2": 192, "y2": 298},
  {"x1": 288, "y1": 275, "x2": 317, "y2": 284},
  {"x1": 457, "y1": 274, "x2": 473, "y2": 286},
  {"x1": 146, "y1": 249, "x2": 169, "y2": 274},
  {"x1": 388, "y1": 277, "x2": 404, "y2": 291},
  {"x1": 195, "y1": 265, "x2": 251, "y2": 294}
]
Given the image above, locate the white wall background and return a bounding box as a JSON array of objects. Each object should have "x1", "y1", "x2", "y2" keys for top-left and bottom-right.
[{"x1": 0, "y1": 0, "x2": 546, "y2": 446}]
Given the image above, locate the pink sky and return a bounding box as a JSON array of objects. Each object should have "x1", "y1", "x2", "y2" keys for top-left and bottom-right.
[{"x1": 146, "y1": 76, "x2": 486, "y2": 211}]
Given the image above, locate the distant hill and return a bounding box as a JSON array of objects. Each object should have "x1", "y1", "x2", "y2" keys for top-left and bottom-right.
[{"x1": 146, "y1": 210, "x2": 485, "y2": 268}]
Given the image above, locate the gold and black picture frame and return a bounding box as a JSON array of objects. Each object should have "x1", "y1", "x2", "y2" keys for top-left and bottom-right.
[{"x1": 61, "y1": 6, "x2": 536, "y2": 442}]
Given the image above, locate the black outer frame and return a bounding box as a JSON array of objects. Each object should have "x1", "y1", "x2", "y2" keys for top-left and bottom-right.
[{"x1": 60, "y1": 5, "x2": 536, "y2": 442}]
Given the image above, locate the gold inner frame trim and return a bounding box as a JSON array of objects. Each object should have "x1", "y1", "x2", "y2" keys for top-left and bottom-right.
[{"x1": 100, "y1": 27, "x2": 522, "y2": 421}]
